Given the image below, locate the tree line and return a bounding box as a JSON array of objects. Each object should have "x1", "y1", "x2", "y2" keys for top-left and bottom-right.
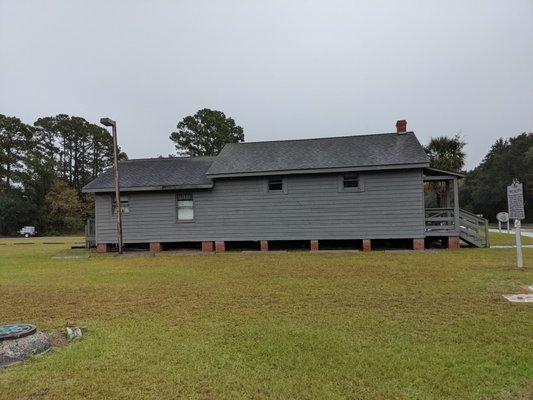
[
  {"x1": 424, "y1": 132, "x2": 532, "y2": 222},
  {"x1": 461, "y1": 133, "x2": 532, "y2": 222},
  {"x1": 1, "y1": 108, "x2": 531, "y2": 236},
  {"x1": 0, "y1": 114, "x2": 127, "y2": 235}
]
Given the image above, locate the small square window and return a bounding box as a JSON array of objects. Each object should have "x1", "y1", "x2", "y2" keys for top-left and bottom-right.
[
  {"x1": 268, "y1": 178, "x2": 283, "y2": 191},
  {"x1": 343, "y1": 174, "x2": 359, "y2": 188},
  {"x1": 112, "y1": 196, "x2": 130, "y2": 214},
  {"x1": 177, "y1": 193, "x2": 194, "y2": 221}
]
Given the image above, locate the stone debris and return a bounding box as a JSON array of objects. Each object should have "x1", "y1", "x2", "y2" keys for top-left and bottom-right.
[
  {"x1": 519, "y1": 284, "x2": 533, "y2": 293},
  {"x1": 66, "y1": 326, "x2": 84, "y2": 341},
  {"x1": 502, "y1": 294, "x2": 533, "y2": 303}
]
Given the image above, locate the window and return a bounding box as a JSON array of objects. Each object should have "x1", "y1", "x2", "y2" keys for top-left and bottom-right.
[
  {"x1": 343, "y1": 174, "x2": 359, "y2": 189},
  {"x1": 176, "y1": 193, "x2": 194, "y2": 221},
  {"x1": 268, "y1": 178, "x2": 283, "y2": 192},
  {"x1": 112, "y1": 196, "x2": 130, "y2": 214},
  {"x1": 338, "y1": 174, "x2": 363, "y2": 192}
]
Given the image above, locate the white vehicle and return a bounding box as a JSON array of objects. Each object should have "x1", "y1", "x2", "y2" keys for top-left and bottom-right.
[{"x1": 19, "y1": 226, "x2": 38, "y2": 238}]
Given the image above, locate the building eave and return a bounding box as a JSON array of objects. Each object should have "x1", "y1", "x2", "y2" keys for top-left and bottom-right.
[
  {"x1": 206, "y1": 162, "x2": 430, "y2": 179},
  {"x1": 423, "y1": 167, "x2": 465, "y2": 179},
  {"x1": 82, "y1": 183, "x2": 214, "y2": 193}
]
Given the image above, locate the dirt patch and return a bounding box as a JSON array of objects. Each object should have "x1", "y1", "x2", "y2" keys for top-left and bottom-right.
[
  {"x1": 48, "y1": 331, "x2": 69, "y2": 348},
  {"x1": 27, "y1": 388, "x2": 49, "y2": 400}
]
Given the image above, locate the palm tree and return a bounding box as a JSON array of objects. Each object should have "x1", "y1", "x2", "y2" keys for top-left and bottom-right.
[
  {"x1": 424, "y1": 134, "x2": 466, "y2": 207},
  {"x1": 425, "y1": 134, "x2": 466, "y2": 172}
]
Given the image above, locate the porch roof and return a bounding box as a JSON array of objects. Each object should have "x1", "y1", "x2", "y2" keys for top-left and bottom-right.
[{"x1": 423, "y1": 167, "x2": 465, "y2": 181}]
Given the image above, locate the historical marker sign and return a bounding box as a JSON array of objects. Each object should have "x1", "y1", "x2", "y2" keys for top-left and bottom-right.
[
  {"x1": 507, "y1": 181, "x2": 525, "y2": 220},
  {"x1": 507, "y1": 180, "x2": 525, "y2": 268}
]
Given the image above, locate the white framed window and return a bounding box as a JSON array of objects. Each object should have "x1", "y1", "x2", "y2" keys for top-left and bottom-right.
[
  {"x1": 176, "y1": 193, "x2": 194, "y2": 221},
  {"x1": 112, "y1": 195, "x2": 130, "y2": 214}
]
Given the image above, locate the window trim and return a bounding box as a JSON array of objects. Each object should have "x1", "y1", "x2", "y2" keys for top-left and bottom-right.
[
  {"x1": 338, "y1": 174, "x2": 364, "y2": 193},
  {"x1": 112, "y1": 195, "x2": 130, "y2": 215},
  {"x1": 265, "y1": 177, "x2": 287, "y2": 194},
  {"x1": 175, "y1": 192, "x2": 195, "y2": 223}
]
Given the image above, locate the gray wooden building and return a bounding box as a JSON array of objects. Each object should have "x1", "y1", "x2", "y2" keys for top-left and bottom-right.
[{"x1": 83, "y1": 121, "x2": 488, "y2": 252}]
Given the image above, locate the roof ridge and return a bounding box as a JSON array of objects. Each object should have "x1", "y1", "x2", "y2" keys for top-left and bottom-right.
[
  {"x1": 226, "y1": 131, "x2": 415, "y2": 146},
  {"x1": 120, "y1": 155, "x2": 216, "y2": 163}
]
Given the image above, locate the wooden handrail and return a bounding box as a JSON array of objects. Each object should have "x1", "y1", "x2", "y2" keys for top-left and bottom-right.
[
  {"x1": 458, "y1": 209, "x2": 489, "y2": 247},
  {"x1": 425, "y1": 208, "x2": 489, "y2": 247}
]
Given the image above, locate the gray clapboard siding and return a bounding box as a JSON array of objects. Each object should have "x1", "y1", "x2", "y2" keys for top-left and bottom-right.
[{"x1": 95, "y1": 169, "x2": 425, "y2": 243}]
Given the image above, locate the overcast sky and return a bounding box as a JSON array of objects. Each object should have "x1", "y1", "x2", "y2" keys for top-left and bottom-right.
[{"x1": 1, "y1": 1, "x2": 532, "y2": 169}]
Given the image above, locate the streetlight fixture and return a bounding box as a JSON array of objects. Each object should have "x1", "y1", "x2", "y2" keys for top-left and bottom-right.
[{"x1": 100, "y1": 117, "x2": 123, "y2": 254}]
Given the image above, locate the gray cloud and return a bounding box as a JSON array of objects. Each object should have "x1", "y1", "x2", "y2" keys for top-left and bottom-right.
[{"x1": 1, "y1": 0, "x2": 532, "y2": 168}]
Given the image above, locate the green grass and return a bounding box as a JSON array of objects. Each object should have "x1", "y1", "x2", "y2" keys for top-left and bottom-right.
[
  {"x1": 490, "y1": 231, "x2": 533, "y2": 246},
  {"x1": 0, "y1": 238, "x2": 532, "y2": 399}
]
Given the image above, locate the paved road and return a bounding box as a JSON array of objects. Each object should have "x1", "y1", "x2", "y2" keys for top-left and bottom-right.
[{"x1": 489, "y1": 228, "x2": 533, "y2": 238}]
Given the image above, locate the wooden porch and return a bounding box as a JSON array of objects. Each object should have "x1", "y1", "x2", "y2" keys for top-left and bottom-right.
[{"x1": 424, "y1": 168, "x2": 489, "y2": 248}]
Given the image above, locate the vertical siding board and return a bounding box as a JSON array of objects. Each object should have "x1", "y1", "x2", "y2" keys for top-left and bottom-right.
[{"x1": 95, "y1": 169, "x2": 425, "y2": 243}]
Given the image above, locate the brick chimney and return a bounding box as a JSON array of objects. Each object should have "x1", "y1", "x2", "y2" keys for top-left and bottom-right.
[{"x1": 396, "y1": 119, "x2": 407, "y2": 134}]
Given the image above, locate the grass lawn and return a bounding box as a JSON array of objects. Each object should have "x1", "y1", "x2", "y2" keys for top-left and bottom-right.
[
  {"x1": 0, "y1": 237, "x2": 532, "y2": 399},
  {"x1": 490, "y1": 231, "x2": 533, "y2": 246}
]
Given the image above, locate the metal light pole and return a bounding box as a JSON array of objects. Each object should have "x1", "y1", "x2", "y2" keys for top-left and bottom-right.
[{"x1": 100, "y1": 117, "x2": 123, "y2": 254}]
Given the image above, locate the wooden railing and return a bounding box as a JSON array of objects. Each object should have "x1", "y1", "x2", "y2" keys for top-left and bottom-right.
[
  {"x1": 85, "y1": 218, "x2": 95, "y2": 248},
  {"x1": 425, "y1": 208, "x2": 456, "y2": 235},
  {"x1": 458, "y1": 209, "x2": 489, "y2": 248},
  {"x1": 425, "y1": 208, "x2": 489, "y2": 247}
]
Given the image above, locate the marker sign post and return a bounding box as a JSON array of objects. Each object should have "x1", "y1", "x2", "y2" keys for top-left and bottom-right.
[{"x1": 507, "y1": 181, "x2": 525, "y2": 268}]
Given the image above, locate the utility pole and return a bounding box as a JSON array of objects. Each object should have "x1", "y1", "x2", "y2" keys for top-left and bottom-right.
[{"x1": 100, "y1": 118, "x2": 123, "y2": 254}]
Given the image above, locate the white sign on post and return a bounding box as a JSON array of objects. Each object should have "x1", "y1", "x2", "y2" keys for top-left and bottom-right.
[
  {"x1": 496, "y1": 212, "x2": 509, "y2": 233},
  {"x1": 507, "y1": 181, "x2": 525, "y2": 268}
]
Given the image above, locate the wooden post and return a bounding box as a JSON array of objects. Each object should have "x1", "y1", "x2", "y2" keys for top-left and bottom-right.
[
  {"x1": 445, "y1": 181, "x2": 451, "y2": 208},
  {"x1": 485, "y1": 219, "x2": 490, "y2": 248},
  {"x1": 453, "y1": 177, "x2": 460, "y2": 235}
]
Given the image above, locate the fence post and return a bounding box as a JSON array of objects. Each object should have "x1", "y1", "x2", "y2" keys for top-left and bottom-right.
[{"x1": 485, "y1": 219, "x2": 490, "y2": 248}]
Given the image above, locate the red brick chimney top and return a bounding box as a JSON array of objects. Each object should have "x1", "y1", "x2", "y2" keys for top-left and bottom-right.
[{"x1": 396, "y1": 120, "x2": 407, "y2": 134}]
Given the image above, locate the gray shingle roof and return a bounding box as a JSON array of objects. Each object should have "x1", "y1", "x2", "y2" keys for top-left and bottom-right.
[
  {"x1": 207, "y1": 132, "x2": 429, "y2": 177},
  {"x1": 83, "y1": 132, "x2": 429, "y2": 192},
  {"x1": 82, "y1": 156, "x2": 215, "y2": 192}
]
